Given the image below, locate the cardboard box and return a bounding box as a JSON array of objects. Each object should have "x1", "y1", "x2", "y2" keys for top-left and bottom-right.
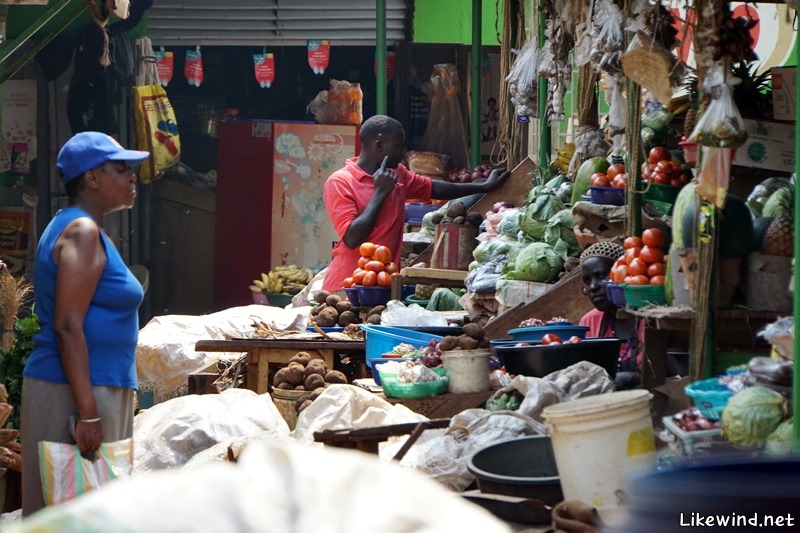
[
  {"x1": 732, "y1": 119, "x2": 795, "y2": 172},
  {"x1": 771, "y1": 66, "x2": 796, "y2": 122}
]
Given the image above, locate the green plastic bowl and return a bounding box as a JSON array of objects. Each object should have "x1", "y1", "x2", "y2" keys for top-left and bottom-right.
[
  {"x1": 622, "y1": 284, "x2": 667, "y2": 308},
  {"x1": 265, "y1": 292, "x2": 294, "y2": 308},
  {"x1": 405, "y1": 296, "x2": 431, "y2": 307},
  {"x1": 643, "y1": 182, "x2": 681, "y2": 204}
]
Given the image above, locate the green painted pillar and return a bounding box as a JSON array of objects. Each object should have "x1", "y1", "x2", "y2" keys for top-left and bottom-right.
[
  {"x1": 470, "y1": 0, "x2": 482, "y2": 167},
  {"x1": 537, "y1": 5, "x2": 550, "y2": 171},
  {"x1": 376, "y1": 0, "x2": 387, "y2": 115}
]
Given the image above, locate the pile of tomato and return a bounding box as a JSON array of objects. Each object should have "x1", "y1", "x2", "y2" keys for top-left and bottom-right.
[
  {"x1": 342, "y1": 242, "x2": 398, "y2": 288},
  {"x1": 641, "y1": 146, "x2": 691, "y2": 187},
  {"x1": 610, "y1": 228, "x2": 667, "y2": 286},
  {"x1": 590, "y1": 163, "x2": 627, "y2": 189}
]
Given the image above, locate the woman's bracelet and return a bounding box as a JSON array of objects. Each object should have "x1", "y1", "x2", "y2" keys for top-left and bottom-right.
[{"x1": 79, "y1": 417, "x2": 102, "y2": 424}]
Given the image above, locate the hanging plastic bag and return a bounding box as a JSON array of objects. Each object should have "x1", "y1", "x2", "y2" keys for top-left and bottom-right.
[
  {"x1": 39, "y1": 438, "x2": 133, "y2": 506},
  {"x1": 506, "y1": 37, "x2": 541, "y2": 121},
  {"x1": 689, "y1": 67, "x2": 747, "y2": 149},
  {"x1": 696, "y1": 146, "x2": 735, "y2": 208},
  {"x1": 132, "y1": 84, "x2": 181, "y2": 183}
]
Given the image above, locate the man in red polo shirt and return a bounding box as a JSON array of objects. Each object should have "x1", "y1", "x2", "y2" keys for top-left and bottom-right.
[{"x1": 322, "y1": 115, "x2": 510, "y2": 291}]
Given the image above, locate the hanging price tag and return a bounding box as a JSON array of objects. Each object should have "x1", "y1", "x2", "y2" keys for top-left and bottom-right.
[
  {"x1": 307, "y1": 40, "x2": 330, "y2": 74},
  {"x1": 154, "y1": 50, "x2": 174, "y2": 87},
  {"x1": 373, "y1": 51, "x2": 397, "y2": 82},
  {"x1": 185, "y1": 48, "x2": 204, "y2": 87},
  {"x1": 253, "y1": 52, "x2": 275, "y2": 88}
]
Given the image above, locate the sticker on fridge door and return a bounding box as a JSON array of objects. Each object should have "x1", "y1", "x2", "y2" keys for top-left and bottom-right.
[{"x1": 308, "y1": 40, "x2": 330, "y2": 74}]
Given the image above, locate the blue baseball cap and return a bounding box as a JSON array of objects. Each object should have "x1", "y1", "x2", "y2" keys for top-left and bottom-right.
[{"x1": 57, "y1": 132, "x2": 150, "y2": 183}]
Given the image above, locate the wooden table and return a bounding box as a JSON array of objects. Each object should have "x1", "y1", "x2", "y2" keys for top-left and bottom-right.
[
  {"x1": 195, "y1": 338, "x2": 365, "y2": 394},
  {"x1": 390, "y1": 267, "x2": 468, "y2": 300}
]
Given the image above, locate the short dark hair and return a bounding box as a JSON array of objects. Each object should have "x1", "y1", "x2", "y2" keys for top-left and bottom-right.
[
  {"x1": 359, "y1": 115, "x2": 403, "y2": 144},
  {"x1": 64, "y1": 172, "x2": 85, "y2": 198}
]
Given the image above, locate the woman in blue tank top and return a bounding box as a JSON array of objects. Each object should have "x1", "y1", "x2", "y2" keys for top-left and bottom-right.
[{"x1": 21, "y1": 132, "x2": 149, "y2": 516}]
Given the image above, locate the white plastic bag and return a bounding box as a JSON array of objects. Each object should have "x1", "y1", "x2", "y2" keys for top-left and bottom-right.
[{"x1": 379, "y1": 299, "x2": 449, "y2": 327}]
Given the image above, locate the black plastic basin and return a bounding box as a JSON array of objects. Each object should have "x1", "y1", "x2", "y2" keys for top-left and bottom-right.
[{"x1": 495, "y1": 338, "x2": 622, "y2": 378}]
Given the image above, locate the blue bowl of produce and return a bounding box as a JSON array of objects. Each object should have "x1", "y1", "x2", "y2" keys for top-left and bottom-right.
[
  {"x1": 589, "y1": 186, "x2": 625, "y2": 206},
  {"x1": 506, "y1": 324, "x2": 590, "y2": 343}
]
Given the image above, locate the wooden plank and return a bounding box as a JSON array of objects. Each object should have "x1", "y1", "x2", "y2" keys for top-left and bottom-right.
[
  {"x1": 196, "y1": 339, "x2": 364, "y2": 352},
  {"x1": 469, "y1": 157, "x2": 536, "y2": 215},
  {"x1": 397, "y1": 267, "x2": 468, "y2": 281},
  {"x1": 482, "y1": 269, "x2": 592, "y2": 340}
]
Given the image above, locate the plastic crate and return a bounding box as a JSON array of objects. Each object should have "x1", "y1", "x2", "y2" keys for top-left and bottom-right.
[
  {"x1": 404, "y1": 202, "x2": 439, "y2": 223},
  {"x1": 662, "y1": 416, "x2": 727, "y2": 456},
  {"x1": 684, "y1": 377, "x2": 733, "y2": 420},
  {"x1": 360, "y1": 325, "x2": 443, "y2": 367},
  {"x1": 622, "y1": 284, "x2": 667, "y2": 308},
  {"x1": 589, "y1": 186, "x2": 625, "y2": 206}
]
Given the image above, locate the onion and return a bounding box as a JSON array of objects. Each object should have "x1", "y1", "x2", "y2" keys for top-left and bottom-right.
[{"x1": 493, "y1": 201, "x2": 513, "y2": 212}]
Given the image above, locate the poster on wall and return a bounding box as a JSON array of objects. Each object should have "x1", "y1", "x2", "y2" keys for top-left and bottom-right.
[
  {"x1": 479, "y1": 52, "x2": 501, "y2": 159},
  {"x1": 0, "y1": 80, "x2": 37, "y2": 190}
]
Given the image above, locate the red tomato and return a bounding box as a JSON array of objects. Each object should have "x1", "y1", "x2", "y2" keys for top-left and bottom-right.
[
  {"x1": 669, "y1": 160, "x2": 682, "y2": 176},
  {"x1": 612, "y1": 176, "x2": 626, "y2": 189},
  {"x1": 362, "y1": 271, "x2": 378, "y2": 286},
  {"x1": 614, "y1": 257, "x2": 627, "y2": 268},
  {"x1": 384, "y1": 261, "x2": 399, "y2": 274},
  {"x1": 353, "y1": 270, "x2": 367, "y2": 285},
  {"x1": 624, "y1": 247, "x2": 641, "y2": 265},
  {"x1": 670, "y1": 178, "x2": 684, "y2": 187},
  {"x1": 651, "y1": 172, "x2": 670, "y2": 185},
  {"x1": 376, "y1": 271, "x2": 392, "y2": 287},
  {"x1": 373, "y1": 245, "x2": 392, "y2": 264},
  {"x1": 647, "y1": 262, "x2": 666, "y2": 277},
  {"x1": 357, "y1": 256, "x2": 370, "y2": 269},
  {"x1": 342, "y1": 277, "x2": 354, "y2": 288},
  {"x1": 639, "y1": 245, "x2": 665, "y2": 265},
  {"x1": 628, "y1": 258, "x2": 648, "y2": 277},
  {"x1": 648, "y1": 146, "x2": 670, "y2": 164},
  {"x1": 541, "y1": 333, "x2": 562, "y2": 345},
  {"x1": 655, "y1": 160, "x2": 673, "y2": 175},
  {"x1": 611, "y1": 264, "x2": 629, "y2": 284},
  {"x1": 607, "y1": 164, "x2": 626, "y2": 180},
  {"x1": 359, "y1": 242, "x2": 377, "y2": 257},
  {"x1": 624, "y1": 236, "x2": 643, "y2": 250},
  {"x1": 649, "y1": 275, "x2": 666, "y2": 285},
  {"x1": 590, "y1": 173, "x2": 611, "y2": 187},
  {"x1": 623, "y1": 275, "x2": 636, "y2": 284},
  {"x1": 679, "y1": 174, "x2": 690, "y2": 185},
  {"x1": 567, "y1": 336, "x2": 583, "y2": 344},
  {"x1": 364, "y1": 260, "x2": 386, "y2": 272},
  {"x1": 628, "y1": 274, "x2": 650, "y2": 285},
  {"x1": 642, "y1": 228, "x2": 665, "y2": 248}
]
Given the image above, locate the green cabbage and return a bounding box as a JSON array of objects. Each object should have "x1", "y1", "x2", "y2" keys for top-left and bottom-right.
[
  {"x1": 544, "y1": 209, "x2": 580, "y2": 256},
  {"x1": 502, "y1": 239, "x2": 533, "y2": 276},
  {"x1": 497, "y1": 208, "x2": 523, "y2": 237},
  {"x1": 765, "y1": 419, "x2": 793, "y2": 456},
  {"x1": 509, "y1": 242, "x2": 564, "y2": 282},
  {"x1": 526, "y1": 192, "x2": 565, "y2": 222},
  {"x1": 722, "y1": 386, "x2": 787, "y2": 449}
]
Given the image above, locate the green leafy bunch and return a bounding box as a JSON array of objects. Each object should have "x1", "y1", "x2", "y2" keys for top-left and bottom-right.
[{"x1": 0, "y1": 310, "x2": 39, "y2": 429}]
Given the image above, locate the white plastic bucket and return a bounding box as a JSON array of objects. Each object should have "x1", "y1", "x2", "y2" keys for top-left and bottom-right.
[
  {"x1": 441, "y1": 349, "x2": 490, "y2": 393},
  {"x1": 542, "y1": 390, "x2": 656, "y2": 510}
]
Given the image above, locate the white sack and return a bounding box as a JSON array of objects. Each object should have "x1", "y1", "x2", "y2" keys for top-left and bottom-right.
[
  {"x1": 136, "y1": 304, "x2": 309, "y2": 402},
  {"x1": 8, "y1": 439, "x2": 511, "y2": 533},
  {"x1": 133, "y1": 388, "x2": 289, "y2": 473}
]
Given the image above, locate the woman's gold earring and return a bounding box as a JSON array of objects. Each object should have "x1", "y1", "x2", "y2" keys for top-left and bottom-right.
[{"x1": 581, "y1": 287, "x2": 588, "y2": 295}]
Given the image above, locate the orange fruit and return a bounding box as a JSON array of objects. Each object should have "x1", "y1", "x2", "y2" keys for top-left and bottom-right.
[
  {"x1": 373, "y1": 245, "x2": 392, "y2": 264},
  {"x1": 359, "y1": 242, "x2": 377, "y2": 257}
]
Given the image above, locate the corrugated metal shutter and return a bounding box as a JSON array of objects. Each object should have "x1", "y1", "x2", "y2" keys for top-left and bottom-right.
[{"x1": 147, "y1": 0, "x2": 409, "y2": 46}]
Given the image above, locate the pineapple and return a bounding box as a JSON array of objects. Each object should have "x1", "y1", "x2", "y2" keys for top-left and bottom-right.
[
  {"x1": 762, "y1": 180, "x2": 794, "y2": 257},
  {"x1": 415, "y1": 284, "x2": 436, "y2": 300}
]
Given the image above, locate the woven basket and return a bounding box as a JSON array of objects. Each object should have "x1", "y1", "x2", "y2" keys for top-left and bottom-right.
[
  {"x1": 271, "y1": 388, "x2": 307, "y2": 429},
  {"x1": 620, "y1": 38, "x2": 673, "y2": 105}
]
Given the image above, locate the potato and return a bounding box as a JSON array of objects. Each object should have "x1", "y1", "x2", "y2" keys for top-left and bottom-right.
[
  {"x1": 304, "y1": 360, "x2": 327, "y2": 379},
  {"x1": 289, "y1": 352, "x2": 310, "y2": 366},
  {"x1": 367, "y1": 305, "x2": 385, "y2": 317},
  {"x1": 325, "y1": 294, "x2": 342, "y2": 307},
  {"x1": 305, "y1": 373, "x2": 325, "y2": 391},
  {"x1": 295, "y1": 395, "x2": 312, "y2": 412},
  {"x1": 310, "y1": 387, "x2": 326, "y2": 401},
  {"x1": 439, "y1": 335, "x2": 459, "y2": 351},
  {"x1": 294, "y1": 385, "x2": 305, "y2": 390},
  {"x1": 463, "y1": 323, "x2": 485, "y2": 341},
  {"x1": 316, "y1": 307, "x2": 338, "y2": 327},
  {"x1": 457, "y1": 334, "x2": 479, "y2": 350},
  {"x1": 366, "y1": 314, "x2": 381, "y2": 325},
  {"x1": 446, "y1": 201, "x2": 466, "y2": 219},
  {"x1": 478, "y1": 338, "x2": 491, "y2": 349},
  {"x1": 276, "y1": 382, "x2": 293, "y2": 390},
  {"x1": 285, "y1": 365, "x2": 305, "y2": 386},
  {"x1": 335, "y1": 300, "x2": 352, "y2": 314},
  {"x1": 273, "y1": 367, "x2": 289, "y2": 387},
  {"x1": 466, "y1": 212, "x2": 484, "y2": 227},
  {"x1": 453, "y1": 216, "x2": 465, "y2": 224},
  {"x1": 431, "y1": 212, "x2": 445, "y2": 225},
  {"x1": 297, "y1": 399, "x2": 313, "y2": 413},
  {"x1": 314, "y1": 290, "x2": 331, "y2": 304},
  {"x1": 324, "y1": 370, "x2": 347, "y2": 384},
  {"x1": 441, "y1": 216, "x2": 453, "y2": 224},
  {"x1": 310, "y1": 304, "x2": 324, "y2": 316},
  {"x1": 338, "y1": 310, "x2": 357, "y2": 327}
]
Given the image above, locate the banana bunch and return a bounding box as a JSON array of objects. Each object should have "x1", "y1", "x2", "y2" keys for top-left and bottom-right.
[
  {"x1": 550, "y1": 143, "x2": 576, "y2": 175},
  {"x1": 251, "y1": 265, "x2": 314, "y2": 294}
]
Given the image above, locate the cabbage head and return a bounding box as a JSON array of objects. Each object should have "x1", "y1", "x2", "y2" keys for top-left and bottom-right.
[
  {"x1": 722, "y1": 386, "x2": 788, "y2": 449},
  {"x1": 510, "y1": 242, "x2": 564, "y2": 282},
  {"x1": 497, "y1": 208, "x2": 523, "y2": 237},
  {"x1": 544, "y1": 209, "x2": 580, "y2": 256},
  {"x1": 764, "y1": 419, "x2": 793, "y2": 456}
]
